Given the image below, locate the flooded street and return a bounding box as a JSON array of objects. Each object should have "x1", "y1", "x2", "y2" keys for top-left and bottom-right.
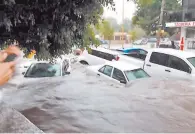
[{"x1": 3, "y1": 63, "x2": 195, "y2": 132}]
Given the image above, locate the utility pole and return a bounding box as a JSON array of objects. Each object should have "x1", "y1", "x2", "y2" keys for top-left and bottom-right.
[
  {"x1": 182, "y1": 0, "x2": 185, "y2": 21},
  {"x1": 180, "y1": 0, "x2": 188, "y2": 50},
  {"x1": 156, "y1": 0, "x2": 165, "y2": 48},
  {"x1": 159, "y1": 0, "x2": 165, "y2": 25}
]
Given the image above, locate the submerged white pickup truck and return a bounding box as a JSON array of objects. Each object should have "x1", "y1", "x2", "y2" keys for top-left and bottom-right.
[{"x1": 120, "y1": 48, "x2": 195, "y2": 79}]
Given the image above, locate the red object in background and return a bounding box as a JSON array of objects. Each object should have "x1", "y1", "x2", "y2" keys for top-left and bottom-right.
[
  {"x1": 180, "y1": 37, "x2": 184, "y2": 51},
  {"x1": 114, "y1": 55, "x2": 120, "y2": 61},
  {"x1": 74, "y1": 49, "x2": 82, "y2": 56}
]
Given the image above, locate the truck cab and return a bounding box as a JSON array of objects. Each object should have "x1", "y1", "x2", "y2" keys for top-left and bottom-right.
[{"x1": 143, "y1": 48, "x2": 195, "y2": 79}]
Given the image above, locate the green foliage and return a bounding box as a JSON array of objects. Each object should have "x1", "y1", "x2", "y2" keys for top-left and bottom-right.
[
  {"x1": 132, "y1": 0, "x2": 182, "y2": 35},
  {"x1": 132, "y1": 0, "x2": 154, "y2": 6},
  {"x1": 105, "y1": 17, "x2": 132, "y2": 32},
  {"x1": 104, "y1": 17, "x2": 120, "y2": 31},
  {"x1": 122, "y1": 19, "x2": 132, "y2": 32},
  {"x1": 98, "y1": 20, "x2": 114, "y2": 41},
  {"x1": 83, "y1": 24, "x2": 100, "y2": 48},
  {"x1": 129, "y1": 26, "x2": 146, "y2": 42},
  {"x1": 0, "y1": 0, "x2": 115, "y2": 60}
]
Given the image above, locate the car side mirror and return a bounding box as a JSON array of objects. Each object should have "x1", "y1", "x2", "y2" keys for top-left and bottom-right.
[
  {"x1": 120, "y1": 79, "x2": 127, "y2": 84},
  {"x1": 188, "y1": 68, "x2": 192, "y2": 74},
  {"x1": 22, "y1": 72, "x2": 25, "y2": 75}
]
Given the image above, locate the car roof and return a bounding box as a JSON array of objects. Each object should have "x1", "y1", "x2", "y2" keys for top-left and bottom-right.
[
  {"x1": 117, "y1": 47, "x2": 145, "y2": 51},
  {"x1": 91, "y1": 47, "x2": 119, "y2": 55},
  {"x1": 32, "y1": 61, "x2": 60, "y2": 64},
  {"x1": 105, "y1": 61, "x2": 140, "y2": 71},
  {"x1": 148, "y1": 48, "x2": 195, "y2": 59}
]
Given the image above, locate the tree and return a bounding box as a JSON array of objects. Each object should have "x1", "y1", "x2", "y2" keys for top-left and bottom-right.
[
  {"x1": 132, "y1": 0, "x2": 182, "y2": 35},
  {"x1": 119, "y1": 18, "x2": 132, "y2": 32},
  {"x1": 132, "y1": 0, "x2": 154, "y2": 6},
  {"x1": 98, "y1": 20, "x2": 114, "y2": 48},
  {"x1": 129, "y1": 26, "x2": 146, "y2": 42},
  {"x1": 83, "y1": 24, "x2": 100, "y2": 48},
  {"x1": 104, "y1": 17, "x2": 120, "y2": 31},
  {"x1": 0, "y1": 0, "x2": 115, "y2": 60}
]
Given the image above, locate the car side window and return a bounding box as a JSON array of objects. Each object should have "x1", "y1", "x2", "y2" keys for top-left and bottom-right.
[
  {"x1": 104, "y1": 53, "x2": 114, "y2": 61},
  {"x1": 129, "y1": 50, "x2": 139, "y2": 55},
  {"x1": 149, "y1": 52, "x2": 169, "y2": 66},
  {"x1": 112, "y1": 68, "x2": 126, "y2": 82},
  {"x1": 139, "y1": 50, "x2": 147, "y2": 60},
  {"x1": 91, "y1": 50, "x2": 113, "y2": 61},
  {"x1": 98, "y1": 66, "x2": 106, "y2": 73},
  {"x1": 139, "y1": 50, "x2": 147, "y2": 55},
  {"x1": 125, "y1": 50, "x2": 139, "y2": 59},
  {"x1": 98, "y1": 51, "x2": 105, "y2": 59},
  {"x1": 98, "y1": 65, "x2": 113, "y2": 76},
  {"x1": 168, "y1": 55, "x2": 191, "y2": 73},
  {"x1": 91, "y1": 49, "x2": 100, "y2": 57}
]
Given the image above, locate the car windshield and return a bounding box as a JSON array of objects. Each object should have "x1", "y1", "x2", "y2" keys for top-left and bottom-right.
[
  {"x1": 24, "y1": 63, "x2": 61, "y2": 78},
  {"x1": 187, "y1": 57, "x2": 195, "y2": 67},
  {"x1": 124, "y1": 68, "x2": 150, "y2": 81}
]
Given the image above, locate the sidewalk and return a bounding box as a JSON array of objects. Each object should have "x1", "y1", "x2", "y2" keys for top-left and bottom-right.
[{"x1": 0, "y1": 102, "x2": 43, "y2": 133}]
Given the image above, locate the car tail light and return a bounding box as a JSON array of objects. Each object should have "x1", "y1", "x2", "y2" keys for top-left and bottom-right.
[{"x1": 114, "y1": 55, "x2": 120, "y2": 61}]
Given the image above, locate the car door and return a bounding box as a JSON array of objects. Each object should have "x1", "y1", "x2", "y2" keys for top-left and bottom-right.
[
  {"x1": 144, "y1": 52, "x2": 170, "y2": 77},
  {"x1": 97, "y1": 65, "x2": 114, "y2": 81},
  {"x1": 62, "y1": 59, "x2": 70, "y2": 76},
  {"x1": 112, "y1": 68, "x2": 127, "y2": 84},
  {"x1": 87, "y1": 49, "x2": 101, "y2": 65},
  {"x1": 167, "y1": 55, "x2": 192, "y2": 79}
]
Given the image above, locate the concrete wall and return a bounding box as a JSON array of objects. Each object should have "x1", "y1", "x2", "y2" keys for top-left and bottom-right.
[{"x1": 0, "y1": 102, "x2": 43, "y2": 133}]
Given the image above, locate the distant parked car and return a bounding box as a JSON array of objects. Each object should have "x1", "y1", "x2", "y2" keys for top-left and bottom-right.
[
  {"x1": 141, "y1": 38, "x2": 157, "y2": 48},
  {"x1": 86, "y1": 61, "x2": 150, "y2": 84},
  {"x1": 159, "y1": 41, "x2": 180, "y2": 50},
  {"x1": 78, "y1": 47, "x2": 120, "y2": 65},
  {"x1": 116, "y1": 48, "x2": 148, "y2": 61},
  {"x1": 132, "y1": 39, "x2": 143, "y2": 45}
]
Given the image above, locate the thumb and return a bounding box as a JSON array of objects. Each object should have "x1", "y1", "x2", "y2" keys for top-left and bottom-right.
[{"x1": 0, "y1": 52, "x2": 7, "y2": 62}]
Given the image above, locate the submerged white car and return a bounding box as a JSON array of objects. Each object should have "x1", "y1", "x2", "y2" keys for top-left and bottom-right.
[
  {"x1": 16, "y1": 59, "x2": 37, "y2": 75},
  {"x1": 23, "y1": 57, "x2": 71, "y2": 78},
  {"x1": 86, "y1": 61, "x2": 150, "y2": 84}
]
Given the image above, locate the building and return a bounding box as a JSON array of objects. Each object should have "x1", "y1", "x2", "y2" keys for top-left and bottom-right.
[
  {"x1": 101, "y1": 32, "x2": 130, "y2": 45},
  {"x1": 166, "y1": 0, "x2": 195, "y2": 49}
]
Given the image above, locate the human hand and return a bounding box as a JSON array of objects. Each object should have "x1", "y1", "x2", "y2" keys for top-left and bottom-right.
[
  {"x1": 4, "y1": 45, "x2": 21, "y2": 57},
  {"x1": 0, "y1": 46, "x2": 21, "y2": 86}
]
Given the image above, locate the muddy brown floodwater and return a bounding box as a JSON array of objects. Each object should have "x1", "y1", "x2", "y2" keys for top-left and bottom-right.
[{"x1": 3, "y1": 63, "x2": 195, "y2": 133}]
